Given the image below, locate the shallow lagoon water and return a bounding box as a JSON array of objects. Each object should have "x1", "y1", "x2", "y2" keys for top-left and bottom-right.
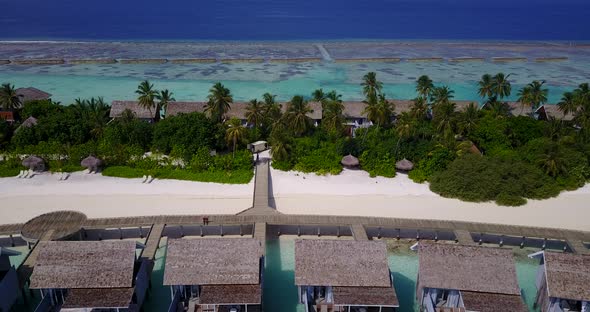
[{"x1": 0, "y1": 58, "x2": 587, "y2": 105}]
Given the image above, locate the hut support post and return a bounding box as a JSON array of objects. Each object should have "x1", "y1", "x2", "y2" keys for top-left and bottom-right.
[
  {"x1": 200, "y1": 225, "x2": 203, "y2": 237},
  {"x1": 170, "y1": 286, "x2": 174, "y2": 300},
  {"x1": 337, "y1": 226, "x2": 340, "y2": 237},
  {"x1": 240, "y1": 224, "x2": 243, "y2": 236},
  {"x1": 297, "y1": 226, "x2": 301, "y2": 237},
  {"x1": 220, "y1": 225, "x2": 224, "y2": 237},
  {"x1": 9, "y1": 234, "x2": 14, "y2": 247},
  {"x1": 245, "y1": 304, "x2": 248, "y2": 312},
  {"x1": 119, "y1": 228, "x2": 123, "y2": 240},
  {"x1": 139, "y1": 226, "x2": 143, "y2": 238}
]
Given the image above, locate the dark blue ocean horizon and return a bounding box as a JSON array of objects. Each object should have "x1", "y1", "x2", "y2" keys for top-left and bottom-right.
[{"x1": 1, "y1": 0, "x2": 589, "y2": 41}]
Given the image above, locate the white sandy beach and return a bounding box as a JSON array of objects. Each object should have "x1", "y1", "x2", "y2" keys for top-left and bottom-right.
[
  {"x1": 0, "y1": 172, "x2": 253, "y2": 224},
  {"x1": 0, "y1": 165, "x2": 589, "y2": 232},
  {"x1": 271, "y1": 167, "x2": 590, "y2": 232}
]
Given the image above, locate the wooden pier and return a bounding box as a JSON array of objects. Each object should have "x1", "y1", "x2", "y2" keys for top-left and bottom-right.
[{"x1": 140, "y1": 224, "x2": 166, "y2": 261}]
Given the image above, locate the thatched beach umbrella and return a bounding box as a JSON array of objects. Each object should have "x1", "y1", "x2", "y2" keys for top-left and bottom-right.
[
  {"x1": 81, "y1": 156, "x2": 103, "y2": 172},
  {"x1": 341, "y1": 154, "x2": 359, "y2": 168},
  {"x1": 22, "y1": 155, "x2": 45, "y2": 171},
  {"x1": 395, "y1": 158, "x2": 414, "y2": 171}
]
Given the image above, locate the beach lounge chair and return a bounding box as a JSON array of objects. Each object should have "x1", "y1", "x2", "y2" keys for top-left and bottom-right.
[
  {"x1": 17, "y1": 170, "x2": 24, "y2": 178},
  {"x1": 28, "y1": 169, "x2": 35, "y2": 178},
  {"x1": 22, "y1": 170, "x2": 29, "y2": 178},
  {"x1": 147, "y1": 175, "x2": 155, "y2": 184},
  {"x1": 64, "y1": 172, "x2": 70, "y2": 180},
  {"x1": 142, "y1": 175, "x2": 148, "y2": 183}
]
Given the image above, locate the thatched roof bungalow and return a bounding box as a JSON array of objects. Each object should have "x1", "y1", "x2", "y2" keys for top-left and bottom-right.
[
  {"x1": 0, "y1": 247, "x2": 21, "y2": 312},
  {"x1": 295, "y1": 239, "x2": 399, "y2": 312},
  {"x1": 529, "y1": 251, "x2": 590, "y2": 312},
  {"x1": 535, "y1": 104, "x2": 574, "y2": 121},
  {"x1": 341, "y1": 154, "x2": 360, "y2": 168},
  {"x1": 163, "y1": 238, "x2": 263, "y2": 312},
  {"x1": 165, "y1": 101, "x2": 208, "y2": 117},
  {"x1": 16, "y1": 87, "x2": 52, "y2": 104},
  {"x1": 417, "y1": 242, "x2": 527, "y2": 312},
  {"x1": 22, "y1": 155, "x2": 45, "y2": 172},
  {"x1": 395, "y1": 159, "x2": 414, "y2": 171},
  {"x1": 80, "y1": 155, "x2": 104, "y2": 172},
  {"x1": 109, "y1": 100, "x2": 157, "y2": 121},
  {"x1": 29, "y1": 240, "x2": 149, "y2": 311}
]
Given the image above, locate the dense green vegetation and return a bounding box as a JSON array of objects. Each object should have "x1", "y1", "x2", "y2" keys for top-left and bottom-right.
[
  {"x1": 0, "y1": 83, "x2": 255, "y2": 183},
  {"x1": 2, "y1": 73, "x2": 590, "y2": 205}
]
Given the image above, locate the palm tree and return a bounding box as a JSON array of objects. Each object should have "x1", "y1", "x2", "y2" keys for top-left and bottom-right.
[
  {"x1": 312, "y1": 88, "x2": 325, "y2": 102},
  {"x1": 491, "y1": 73, "x2": 512, "y2": 99},
  {"x1": 558, "y1": 91, "x2": 576, "y2": 116},
  {"x1": 517, "y1": 80, "x2": 548, "y2": 112},
  {"x1": 262, "y1": 92, "x2": 282, "y2": 124},
  {"x1": 416, "y1": 75, "x2": 434, "y2": 100},
  {"x1": 363, "y1": 93, "x2": 393, "y2": 127},
  {"x1": 156, "y1": 89, "x2": 175, "y2": 119},
  {"x1": 574, "y1": 83, "x2": 590, "y2": 108},
  {"x1": 361, "y1": 72, "x2": 383, "y2": 99},
  {"x1": 537, "y1": 146, "x2": 566, "y2": 177},
  {"x1": 430, "y1": 86, "x2": 455, "y2": 107},
  {"x1": 410, "y1": 97, "x2": 429, "y2": 120},
  {"x1": 283, "y1": 95, "x2": 313, "y2": 136},
  {"x1": 0, "y1": 83, "x2": 21, "y2": 110},
  {"x1": 225, "y1": 117, "x2": 247, "y2": 156},
  {"x1": 135, "y1": 80, "x2": 158, "y2": 117},
  {"x1": 432, "y1": 101, "x2": 457, "y2": 138},
  {"x1": 245, "y1": 99, "x2": 264, "y2": 136},
  {"x1": 205, "y1": 82, "x2": 233, "y2": 123},
  {"x1": 269, "y1": 125, "x2": 292, "y2": 162},
  {"x1": 457, "y1": 102, "x2": 481, "y2": 135},
  {"x1": 478, "y1": 74, "x2": 494, "y2": 99},
  {"x1": 322, "y1": 97, "x2": 345, "y2": 134}
]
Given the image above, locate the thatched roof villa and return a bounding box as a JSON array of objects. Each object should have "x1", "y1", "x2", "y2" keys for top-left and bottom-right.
[
  {"x1": 16, "y1": 87, "x2": 52, "y2": 104},
  {"x1": 109, "y1": 100, "x2": 157, "y2": 121},
  {"x1": 529, "y1": 251, "x2": 590, "y2": 312},
  {"x1": 163, "y1": 238, "x2": 264, "y2": 312},
  {"x1": 535, "y1": 104, "x2": 575, "y2": 121},
  {"x1": 29, "y1": 240, "x2": 150, "y2": 311},
  {"x1": 0, "y1": 247, "x2": 21, "y2": 312},
  {"x1": 416, "y1": 242, "x2": 527, "y2": 312},
  {"x1": 165, "y1": 100, "x2": 323, "y2": 124},
  {"x1": 295, "y1": 239, "x2": 399, "y2": 312}
]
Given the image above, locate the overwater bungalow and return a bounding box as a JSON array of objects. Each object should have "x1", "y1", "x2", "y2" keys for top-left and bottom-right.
[
  {"x1": 110, "y1": 100, "x2": 158, "y2": 122},
  {"x1": 535, "y1": 104, "x2": 574, "y2": 121},
  {"x1": 29, "y1": 240, "x2": 149, "y2": 312},
  {"x1": 294, "y1": 239, "x2": 399, "y2": 312},
  {"x1": 416, "y1": 242, "x2": 527, "y2": 312},
  {"x1": 163, "y1": 238, "x2": 264, "y2": 312},
  {"x1": 529, "y1": 251, "x2": 590, "y2": 312},
  {"x1": 0, "y1": 246, "x2": 21, "y2": 312}
]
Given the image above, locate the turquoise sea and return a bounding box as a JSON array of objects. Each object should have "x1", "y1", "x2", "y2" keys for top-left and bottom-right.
[{"x1": 1, "y1": 41, "x2": 590, "y2": 105}]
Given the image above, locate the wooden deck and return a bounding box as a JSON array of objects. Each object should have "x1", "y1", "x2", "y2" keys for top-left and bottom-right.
[
  {"x1": 140, "y1": 224, "x2": 166, "y2": 261},
  {"x1": 20, "y1": 211, "x2": 86, "y2": 243},
  {"x1": 454, "y1": 230, "x2": 475, "y2": 245},
  {"x1": 351, "y1": 224, "x2": 369, "y2": 240},
  {"x1": 2, "y1": 214, "x2": 590, "y2": 244},
  {"x1": 238, "y1": 159, "x2": 281, "y2": 216},
  {"x1": 566, "y1": 239, "x2": 590, "y2": 255}
]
